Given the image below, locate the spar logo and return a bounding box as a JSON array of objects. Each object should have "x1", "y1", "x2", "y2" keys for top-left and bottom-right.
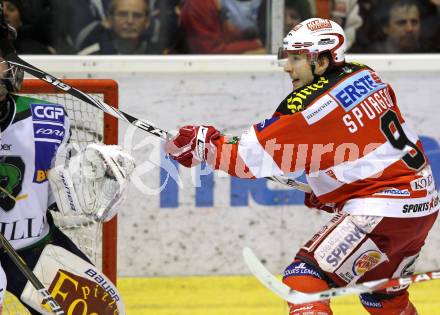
[{"x1": 353, "y1": 250, "x2": 382, "y2": 276}]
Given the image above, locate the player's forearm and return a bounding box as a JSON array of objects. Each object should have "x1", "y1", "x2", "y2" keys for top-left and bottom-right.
[{"x1": 212, "y1": 136, "x2": 255, "y2": 178}]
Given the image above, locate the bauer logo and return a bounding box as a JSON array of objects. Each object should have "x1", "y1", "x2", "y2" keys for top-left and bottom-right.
[
  {"x1": 330, "y1": 70, "x2": 386, "y2": 111},
  {"x1": 31, "y1": 104, "x2": 65, "y2": 123}
]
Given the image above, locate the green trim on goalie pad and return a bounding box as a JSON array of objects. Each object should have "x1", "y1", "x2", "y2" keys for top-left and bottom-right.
[{"x1": 117, "y1": 275, "x2": 440, "y2": 315}]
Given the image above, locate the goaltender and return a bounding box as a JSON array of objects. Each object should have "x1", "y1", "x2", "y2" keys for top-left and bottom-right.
[{"x1": 0, "y1": 18, "x2": 133, "y2": 315}]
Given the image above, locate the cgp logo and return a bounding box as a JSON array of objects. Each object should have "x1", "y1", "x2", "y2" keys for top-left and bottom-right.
[{"x1": 31, "y1": 104, "x2": 64, "y2": 123}]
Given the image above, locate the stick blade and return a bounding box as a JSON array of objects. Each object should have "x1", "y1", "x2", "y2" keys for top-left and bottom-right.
[
  {"x1": 242, "y1": 247, "x2": 307, "y2": 303},
  {"x1": 242, "y1": 247, "x2": 372, "y2": 304}
]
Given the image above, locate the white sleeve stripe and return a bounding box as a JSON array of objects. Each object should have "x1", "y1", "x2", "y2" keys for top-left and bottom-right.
[
  {"x1": 238, "y1": 126, "x2": 284, "y2": 178},
  {"x1": 309, "y1": 123, "x2": 420, "y2": 195}
]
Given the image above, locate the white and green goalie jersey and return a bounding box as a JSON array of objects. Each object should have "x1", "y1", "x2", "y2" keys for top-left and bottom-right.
[{"x1": 0, "y1": 94, "x2": 70, "y2": 250}]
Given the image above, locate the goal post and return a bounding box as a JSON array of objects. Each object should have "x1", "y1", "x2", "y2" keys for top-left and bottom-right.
[{"x1": 18, "y1": 78, "x2": 119, "y2": 284}]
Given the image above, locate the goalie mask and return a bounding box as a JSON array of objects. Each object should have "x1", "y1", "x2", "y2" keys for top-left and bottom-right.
[
  {"x1": 0, "y1": 59, "x2": 24, "y2": 99},
  {"x1": 278, "y1": 18, "x2": 346, "y2": 66}
]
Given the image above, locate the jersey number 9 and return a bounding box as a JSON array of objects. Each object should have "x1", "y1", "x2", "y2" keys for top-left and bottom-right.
[{"x1": 380, "y1": 110, "x2": 426, "y2": 171}]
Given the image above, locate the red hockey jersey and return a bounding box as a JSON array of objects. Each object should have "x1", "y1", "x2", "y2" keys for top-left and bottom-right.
[{"x1": 212, "y1": 62, "x2": 439, "y2": 218}]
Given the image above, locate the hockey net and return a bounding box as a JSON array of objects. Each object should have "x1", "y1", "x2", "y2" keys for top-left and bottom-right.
[{"x1": 3, "y1": 79, "x2": 119, "y2": 313}]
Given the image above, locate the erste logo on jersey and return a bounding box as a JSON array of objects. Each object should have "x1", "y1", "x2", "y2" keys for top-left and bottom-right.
[{"x1": 330, "y1": 70, "x2": 386, "y2": 111}]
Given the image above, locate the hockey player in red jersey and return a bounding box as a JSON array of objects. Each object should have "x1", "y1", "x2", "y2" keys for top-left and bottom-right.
[{"x1": 165, "y1": 18, "x2": 438, "y2": 315}]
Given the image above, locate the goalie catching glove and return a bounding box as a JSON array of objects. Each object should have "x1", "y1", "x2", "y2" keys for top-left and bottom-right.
[
  {"x1": 165, "y1": 125, "x2": 220, "y2": 167},
  {"x1": 48, "y1": 143, "x2": 135, "y2": 222}
]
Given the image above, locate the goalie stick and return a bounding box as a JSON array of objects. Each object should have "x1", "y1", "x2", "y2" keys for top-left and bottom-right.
[
  {"x1": 0, "y1": 233, "x2": 65, "y2": 315},
  {"x1": 0, "y1": 9, "x2": 311, "y2": 194},
  {"x1": 242, "y1": 246, "x2": 440, "y2": 304}
]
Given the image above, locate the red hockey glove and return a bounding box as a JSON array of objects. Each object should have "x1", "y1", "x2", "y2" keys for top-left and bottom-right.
[
  {"x1": 165, "y1": 125, "x2": 220, "y2": 168},
  {"x1": 304, "y1": 192, "x2": 337, "y2": 213}
]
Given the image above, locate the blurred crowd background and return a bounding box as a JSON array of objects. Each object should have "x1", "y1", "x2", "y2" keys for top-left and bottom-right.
[{"x1": 3, "y1": 0, "x2": 440, "y2": 55}]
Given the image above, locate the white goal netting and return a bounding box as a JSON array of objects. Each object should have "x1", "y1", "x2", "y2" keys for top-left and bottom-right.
[{"x1": 3, "y1": 79, "x2": 118, "y2": 313}]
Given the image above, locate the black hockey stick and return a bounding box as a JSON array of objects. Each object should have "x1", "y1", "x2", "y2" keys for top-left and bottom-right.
[
  {"x1": 0, "y1": 233, "x2": 65, "y2": 314},
  {"x1": 0, "y1": 9, "x2": 310, "y2": 192},
  {"x1": 8, "y1": 54, "x2": 310, "y2": 192}
]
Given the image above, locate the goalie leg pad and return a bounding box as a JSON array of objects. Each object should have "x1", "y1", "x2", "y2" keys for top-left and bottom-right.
[
  {"x1": 21, "y1": 244, "x2": 125, "y2": 315},
  {"x1": 282, "y1": 259, "x2": 333, "y2": 315},
  {"x1": 1, "y1": 224, "x2": 95, "y2": 314}
]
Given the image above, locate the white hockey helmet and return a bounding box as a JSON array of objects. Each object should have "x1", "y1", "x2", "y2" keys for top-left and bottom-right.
[{"x1": 279, "y1": 18, "x2": 346, "y2": 66}]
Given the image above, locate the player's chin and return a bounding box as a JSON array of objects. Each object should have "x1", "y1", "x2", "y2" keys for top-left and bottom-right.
[{"x1": 292, "y1": 79, "x2": 303, "y2": 89}]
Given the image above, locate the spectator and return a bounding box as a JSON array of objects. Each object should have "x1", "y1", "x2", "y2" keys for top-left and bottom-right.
[
  {"x1": 355, "y1": 0, "x2": 425, "y2": 53},
  {"x1": 3, "y1": 0, "x2": 55, "y2": 54},
  {"x1": 70, "y1": 0, "x2": 111, "y2": 41},
  {"x1": 76, "y1": 0, "x2": 157, "y2": 55},
  {"x1": 284, "y1": 0, "x2": 312, "y2": 34},
  {"x1": 348, "y1": 0, "x2": 379, "y2": 52},
  {"x1": 419, "y1": 0, "x2": 440, "y2": 51},
  {"x1": 154, "y1": 0, "x2": 186, "y2": 54},
  {"x1": 180, "y1": 0, "x2": 267, "y2": 54},
  {"x1": 49, "y1": 0, "x2": 77, "y2": 54},
  {"x1": 330, "y1": 0, "x2": 362, "y2": 49}
]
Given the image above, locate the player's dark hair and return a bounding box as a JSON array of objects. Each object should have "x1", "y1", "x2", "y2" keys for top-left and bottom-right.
[{"x1": 319, "y1": 51, "x2": 337, "y2": 73}]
